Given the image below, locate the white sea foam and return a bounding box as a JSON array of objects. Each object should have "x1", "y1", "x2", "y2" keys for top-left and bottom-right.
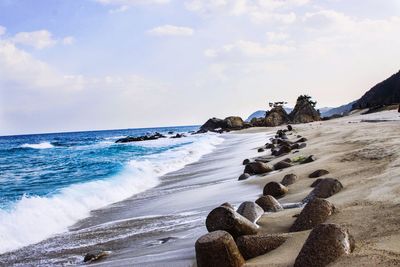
[
  {"x1": 0, "y1": 134, "x2": 224, "y2": 254},
  {"x1": 20, "y1": 142, "x2": 54, "y2": 149}
]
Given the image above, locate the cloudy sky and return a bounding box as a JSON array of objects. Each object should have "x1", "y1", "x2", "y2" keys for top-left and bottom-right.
[{"x1": 0, "y1": 0, "x2": 399, "y2": 135}]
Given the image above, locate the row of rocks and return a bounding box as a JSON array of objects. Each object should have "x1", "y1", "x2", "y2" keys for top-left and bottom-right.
[
  {"x1": 115, "y1": 132, "x2": 186, "y2": 143},
  {"x1": 195, "y1": 125, "x2": 353, "y2": 267}
]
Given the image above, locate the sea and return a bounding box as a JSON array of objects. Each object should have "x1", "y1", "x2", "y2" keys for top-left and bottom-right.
[{"x1": 0, "y1": 126, "x2": 269, "y2": 266}]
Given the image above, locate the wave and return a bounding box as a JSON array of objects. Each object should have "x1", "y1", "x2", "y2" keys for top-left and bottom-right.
[
  {"x1": 0, "y1": 134, "x2": 224, "y2": 254},
  {"x1": 20, "y1": 142, "x2": 55, "y2": 149}
]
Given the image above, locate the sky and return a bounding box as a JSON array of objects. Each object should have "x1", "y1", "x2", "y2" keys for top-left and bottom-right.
[{"x1": 0, "y1": 0, "x2": 399, "y2": 135}]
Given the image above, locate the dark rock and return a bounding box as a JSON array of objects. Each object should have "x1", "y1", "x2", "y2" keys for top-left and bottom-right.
[
  {"x1": 158, "y1": 237, "x2": 178, "y2": 244},
  {"x1": 250, "y1": 117, "x2": 266, "y2": 127},
  {"x1": 255, "y1": 195, "x2": 283, "y2": 212},
  {"x1": 309, "y1": 169, "x2": 330, "y2": 178},
  {"x1": 290, "y1": 95, "x2": 321, "y2": 124},
  {"x1": 242, "y1": 159, "x2": 250, "y2": 165},
  {"x1": 291, "y1": 143, "x2": 307, "y2": 150},
  {"x1": 238, "y1": 173, "x2": 251, "y2": 181},
  {"x1": 265, "y1": 106, "x2": 290, "y2": 127},
  {"x1": 294, "y1": 224, "x2": 355, "y2": 267},
  {"x1": 115, "y1": 132, "x2": 166, "y2": 143},
  {"x1": 265, "y1": 143, "x2": 274, "y2": 149},
  {"x1": 290, "y1": 198, "x2": 335, "y2": 232},
  {"x1": 254, "y1": 156, "x2": 274, "y2": 163},
  {"x1": 244, "y1": 162, "x2": 273, "y2": 175},
  {"x1": 263, "y1": 182, "x2": 288, "y2": 198},
  {"x1": 273, "y1": 160, "x2": 293, "y2": 170},
  {"x1": 224, "y1": 116, "x2": 245, "y2": 130},
  {"x1": 171, "y1": 133, "x2": 186, "y2": 138},
  {"x1": 237, "y1": 201, "x2": 264, "y2": 223},
  {"x1": 295, "y1": 137, "x2": 308, "y2": 143},
  {"x1": 206, "y1": 206, "x2": 258, "y2": 239},
  {"x1": 258, "y1": 148, "x2": 265, "y2": 153},
  {"x1": 310, "y1": 178, "x2": 323, "y2": 187},
  {"x1": 168, "y1": 131, "x2": 174, "y2": 134},
  {"x1": 221, "y1": 202, "x2": 235, "y2": 210},
  {"x1": 195, "y1": 230, "x2": 245, "y2": 267},
  {"x1": 287, "y1": 125, "x2": 293, "y2": 131},
  {"x1": 236, "y1": 234, "x2": 287, "y2": 260},
  {"x1": 274, "y1": 145, "x2": 292, "y2": 156},
  {"x1": 281, "y1": 174, "x2": 298, "y2": 186},
  {"x1": 301, "y1": 155, "x2": 316, "y2": 164},
  {"x1": 83, "y1": 251, "x2": 108, "y2": 263},
  {"x1": 199, "y1": 117, "x2": 228, "y2": 132},
  {"x1": 312, "y1": 178, "x2": 343, "y2": 198}
]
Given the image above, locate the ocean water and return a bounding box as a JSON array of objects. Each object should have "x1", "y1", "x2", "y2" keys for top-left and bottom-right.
[{"x1": 0, "y1": 126, "x2": 225, "y2": 254}]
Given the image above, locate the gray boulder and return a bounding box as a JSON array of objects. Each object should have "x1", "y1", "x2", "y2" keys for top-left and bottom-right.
[
  {"x1": 255, "y1": 195, "x2": 283, "y2": 212},
  {"x1": 236, "y1": 234, "x2": 287, "y2": 260},
  {"x1": 237, "y1": 201, "x2": 264, "y2": 223}
]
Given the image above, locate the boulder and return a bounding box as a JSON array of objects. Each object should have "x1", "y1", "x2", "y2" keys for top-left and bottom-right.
[
  {"x1": 238, "y1": 173, "x2": 251, "y2": 181},
  {"x1": 206, "y1": 206, "x2": 258, "y2": 239},
  {"x1": 195, "y1": 230, "x2": 245, "y2": 267},
  {"x1": 294, "y1": 224, "x2": 355, "y2": 267},
  {"x1": 312, "y1": 178, "x2": 343, "y2": 198},
  {"x1": 265, "y1": 143, "x2": 274, "y2": 149},
  {"x1": 83, "y1": 251, "x2": 108, "y2": 263},
  {"x1": 301, "y1": 155, "x2": 316, "y2": 164},
  {"x1": 309, "y1": 169, "x2": 330, "y2": 178},
  {"x1": 221, "y1": 202, "x2": 235, "y2": 210},
  {"x1": 287, "y1": 125, "x2": 293, "y2": 131},
  {"x1": 258, "y1": 148, "x2": 265, "y2": 153},
  {"x1": 281, "y1": 174, "x2": 298, "y2": 186},
  {"x1": 273, "y1": 160, "x2": 293, "y2": 170},
  {"x1": 199, "y1": 117, "x2": 228, "y2": 132},
  {"x1": 263, "y1": 182, "x2": 288, "y2": 199},
  {"x1": 250, "y1": 117, "x2": 266, "y2": 127},
  {"x1": 273, "y1": 145, "x2": 292, "y2": 156},
  {"x1": 224, "y1": 116, "x2": 245, "y2": 130},
  {"x1": 290, "y1": 198, "x2": 336, "y2": 232},
  {"x1": 236, "y1": 234, "x2": 287, "y2": 260},
  {"x1": 171, "y1": 133, "x2": 186, "y2": 138},
  {"x1": 244, "y1": 162, "x2": 273, "y2": 175},
  {"x1": 291, "y1": 143, "x2": 307, "y2": 150},
  {"x1": 255, "y1": 196, "x2": 283, "y2": 212},
  {"x1": 242, "y1": 159, "x2": 250, "y2": 165},
  {"x1": 237, "y1": 201, "x2": 264, "y2": 223},
  {"x1": 290, "y1": 95, "x2": 321, "y2": 124},
  {"x1": 310, "y1": 178, "x2": 323, "y2": 188},
  {"x1": 265, "y1": 106, "x2": 290, "y2": 127}
]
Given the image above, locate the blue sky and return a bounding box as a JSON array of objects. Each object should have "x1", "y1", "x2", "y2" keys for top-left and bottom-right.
[{"x1": 0, "y1": 0, "x2": 399, "y2": 135}]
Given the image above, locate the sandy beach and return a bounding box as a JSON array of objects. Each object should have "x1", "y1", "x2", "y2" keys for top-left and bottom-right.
[{"x1": 232, "y1": 109, "x2": 400, "y2": 266}]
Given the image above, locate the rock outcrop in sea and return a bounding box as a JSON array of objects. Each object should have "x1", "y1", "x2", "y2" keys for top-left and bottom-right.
[{"x1": 290, "y1": 95, "x2": 321, "y2": 123}]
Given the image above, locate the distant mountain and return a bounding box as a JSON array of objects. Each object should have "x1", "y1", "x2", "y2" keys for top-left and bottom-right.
[
  {"x1": 246, "y1": 108, "x2": 293, "y2": 122},
  {"x1": 352, "y1": 70, "x2": 400, "y2": 110},
  {"x1": 320, "y1": 101, "x2": 356, "y2": 117}
]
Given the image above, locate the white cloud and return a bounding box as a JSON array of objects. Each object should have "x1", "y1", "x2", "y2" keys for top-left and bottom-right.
[
  {"x1": 266, "y1": 32, "x2": 289, "y2": 42},
  {"x1": 0, "y1": 26, "x2": 6, "y2": 36},
  {"x1": 147, "y1": 25, "x2": 194, "y2": 36},
  {"x1": 207, "y1": 40, "x2": 295, "y2": 58},
  {"x1": 96, "y1": 0, "x2": 170, "y2": 6},
  {"x1": 62, "y1": 36, "x2": 75, "y2": 45},
  {"x1": 11, "y1": 30, "x2": 57, "y2": 49}
]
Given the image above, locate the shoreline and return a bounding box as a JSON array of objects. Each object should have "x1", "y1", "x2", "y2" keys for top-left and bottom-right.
[{"x1": 197, "y1": 109, "x2": 400, "y2": 266}]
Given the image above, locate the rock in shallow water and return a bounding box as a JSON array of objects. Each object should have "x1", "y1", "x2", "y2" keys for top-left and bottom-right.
[
  {"x1": 290, "y1": 198, "x2": 335, "y2": 232},
  {"x1": 237, "y1": 201, "x2": 264, "y2": 223},
  {"x1": 273, "y1": 160, "x2": 293, "y2": 170},
  {"x1": 294, "y1": 224, "x2": 355, "y2": 267},
  {"x1": 255, "y1": 195, "x2": 283, "y2": 212},
  {"x1": 263, "y1": 182, "x2": 288, "y2": 199},
  {"x1": 206, "y1": 206, "x2": 258, "y2": 239},
  {"x1": 195, "y1": 230, "x2": 245, "y2": 267},
  {"x1": 236, "y1": 234, "x2": 287, "y2": 260},
  {"x1": 83, "y1": 251, "x2": 108, "y2": 263},
  {"x1": 238, "y1": 173, "x2": 251, "y2": 181}
]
